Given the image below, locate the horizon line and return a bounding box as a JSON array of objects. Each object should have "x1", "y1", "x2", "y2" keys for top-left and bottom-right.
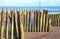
[{"x1": 0, "y1": 6, "x2": 60, "y2": 8}]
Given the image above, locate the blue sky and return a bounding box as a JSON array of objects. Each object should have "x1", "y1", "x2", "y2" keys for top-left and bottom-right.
[{"x1": 0, "y1": 0, "x2": 60, "y2": 7}]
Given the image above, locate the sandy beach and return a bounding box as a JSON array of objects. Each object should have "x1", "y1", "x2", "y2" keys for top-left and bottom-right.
[{"x1": 25, "y1": 26, "x2": 60, "y2": 39}]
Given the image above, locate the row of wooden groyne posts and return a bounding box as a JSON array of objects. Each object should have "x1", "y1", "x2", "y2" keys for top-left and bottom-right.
[{"x1": 0, "y1": 8, "x2": 59, "y2": 39}]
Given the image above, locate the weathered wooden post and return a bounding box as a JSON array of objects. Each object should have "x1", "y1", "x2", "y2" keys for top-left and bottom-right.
[
  {"x1": 49, "y1": 18, "x2": 51, "y2": 32},
  {"x1": 15, "y1": 9, "x2": 19, "y2": 39},
  {"x1": 22, "y1": 11, "x2": 25, "y2": 32},
  {"x1": 28, "y1": 11, "x2": 31, "y2": 32},
  {"x1": 22, "y1": 12, "x2": 25, "y2": 32},
  {"x1": 1, "y1": 8, "x2": 4, "y2": 39},
  {"x1": 10, "y1": 8, "x2": 14, "y2": 39},
  {"x1": 17, "y1": 9, "x2": 21, "y2": 39},
  {"x1": 26, "y1": 11, "x2": 28, "y2": 32},
  {"x1": 52, "y1": 14, "x2": 54, "y2": 26},
  {"x1": 37, "y1": 11, "x2": 40, "y2": 32},
  {"x1": 6, "y1": 8, "x2": 8, "y2": 39},
  {"x1": 36, "y1": 10, "x2": 39, "y2": 32},
  {"x1": 57, "y1": 15, "x2": 59, "y2": 27},
  {"x1": 39, "y1": 12, "x2": 43, "y2": 32},
  {"x1": 59, "y1": 14, "x2": 60, "y2": 26},
  {"x1": 45, "y1": 10, "x2": 48, "y2": 32},
  {"x1": 20, "y1": 11, "x2": 24, "y2": 39},
  {"x1": 23, "y1": 10, "x2": 26, "y2": 32},
  {"x1": 17, "y1": 8, "x2": 24, "y2": 39},
  {"x1": 34, "y1": 11, "x2": 36, "y2": 32},
  {"x1": 35, "y1": 10, "x2": 39, "y2": 32},
  {"x1": 43, "y1": 10, "x2": 46, "y2": 32},
  {"x1": 13, "y1": 8, "x2": 19, "y2": 39},
  {"x1": 24, "y1": 10, "x2": 28, "y2": 32},
  {"x1": 55, "y1": 14, "x2": 58, "y2": 27}
]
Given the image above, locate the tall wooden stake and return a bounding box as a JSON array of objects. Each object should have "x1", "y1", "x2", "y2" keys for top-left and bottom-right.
[
  {"x1": 1, "y1": 8, "x2": 4, "y2": 39},
  {"x1": 11, "y1": 9, "x2": 14, "y2": 39},
  {"x1": 6, "y1": 8, "x2": 8, "y2": 39}
]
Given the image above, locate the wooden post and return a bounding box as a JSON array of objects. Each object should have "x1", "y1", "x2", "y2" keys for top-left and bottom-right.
[
  {"x1": 22, "y1": 12, "x2": 26, "y2": 32},
  {"x1": 35, "y1": 10, "x2": 40, "y2": 32},
  {"x1": 43, "y1": 10, "x2": 46, "y2": 32},
  {"x1": 34, "y1": 11, "x2": 36, "y2": 32},
  {"x1": 11, "y1": 8, "x2": 14, "y2": 39},
  {"x1": 14, "y1": 11, "x2": 19, "y2": 39},
  {"x1": 35, "y1": 10, "x2": 39, "y2": 32},
  {"x1": 39, "y1": 12, "x2": 43, "y2": 32},
  {"x1": 26, "y1": 11, "x2": 28, "y2": 32},
  {"x1": 6, "y1": 8, "x2": 8, "y2": 39},
  {"x1": 49, "y1": 18, "x2": 51, "y2": 32},
  {"x1": 1, "y1": 8, "x2": 4, "y2": 39},
  {"x1": 14, "y1": 9, "x2": 18, "y2": 39},
  {"x1": 29, "y1": 11, "x2": 31, "y2": 32},
  {"x1": 24, "y1": 10, "x2": 26, "y2": 32},
  {"x1": 20, "y1": 12, "x2": 24, "y2": 39},
  {"x1": 38, "y1": 11, "x2": 40, "y2": 32},
  {"x1": 17, "y1": 9, "x2": 21, "y2": 39},
  {"x1": 58, "y1": 16, "x2": 59, "y2": 27},
  {"x1": 45, "y1": 10, "x2": 48, "y2": 32},
  {"x1": 17, "y1": 9, "x2": 24, "y2": 39},
  {"x1": 15, "y1": 9, "x2": 19, "y2": 39},
  {"x1": 23, "y1": 10, "x2": 28, "y2": 32},
  {"x1": 21, "y1": 10, "x2": 27, "y2": 32},
  {"x1": 59, "y1": 14, "x2": 60, "y2": 26},
  {"x1": 52, "y1": 14, "x2": 54, "y2": 26}
]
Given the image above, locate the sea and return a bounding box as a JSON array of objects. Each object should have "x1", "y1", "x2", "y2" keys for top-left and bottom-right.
[{"x1": 0, "y1": 6, "x2": 60, "y2": 14}]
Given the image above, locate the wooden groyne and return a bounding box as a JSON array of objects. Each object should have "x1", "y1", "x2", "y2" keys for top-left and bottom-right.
[{"x1": 0, "y1": 8, "x2": 60, "y2": 39}]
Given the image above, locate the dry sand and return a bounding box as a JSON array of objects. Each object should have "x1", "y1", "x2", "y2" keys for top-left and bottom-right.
[{"x1": 25, "y1": 26, "x2": 60, "y2": 39}]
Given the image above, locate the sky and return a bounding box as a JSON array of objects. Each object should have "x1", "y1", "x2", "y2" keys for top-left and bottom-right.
[{"x1": 0, "y1": 0, "x2": 60, "y2": 7}]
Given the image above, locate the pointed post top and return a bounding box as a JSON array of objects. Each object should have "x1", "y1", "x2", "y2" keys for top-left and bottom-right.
[{"x1": 45, "y1": 10, "x2": 48, "y2": 14}]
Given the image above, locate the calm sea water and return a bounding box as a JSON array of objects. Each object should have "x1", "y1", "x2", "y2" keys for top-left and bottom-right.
[{"x1": 0, "y1": 6, "x2": 60, "y2": 14}]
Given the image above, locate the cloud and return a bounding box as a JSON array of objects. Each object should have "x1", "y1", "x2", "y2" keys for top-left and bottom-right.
[
  {"x1": 4, "y1": 0, "x2": 13, "y2": 6},
  {"x1": 1, "y1": 0, "x2": 60, "y2": 6},
  {"x1": 11, "y1": 0, "x2": 38, "y2": 6},
  {"x1": 40, "y1": 0, "x2": 60, "y2": 6}
]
